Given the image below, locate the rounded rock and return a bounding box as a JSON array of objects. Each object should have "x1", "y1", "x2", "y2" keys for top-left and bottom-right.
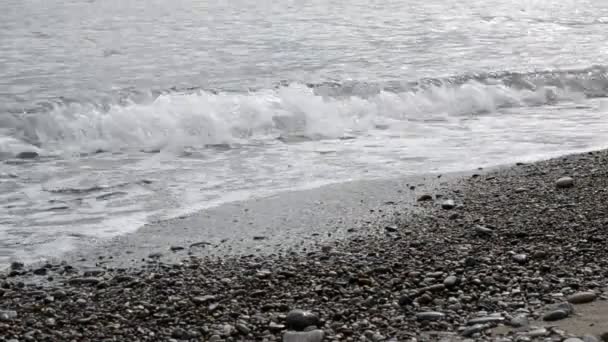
[
  {"x1": 286, "y1": 309, "x2": 320, "y2": 331},
  {"x1": 415, "y1": 311, "x2": 445, "y2": 322},
  {"x1": 443, "y1": 275, "x2": 459, "y2": 288},
  {"x1": 542, "y1": 309, "x2": 569, "y2": 321},
  {"x1": 567, "y1": 291, "x2": 597, "y2": 304},
  {"x1": 441, "y1": 200, "x2": 455, "y2": 210},
  {"x1": 556, "y1": 177, "x2": 574, "y2": 189}
]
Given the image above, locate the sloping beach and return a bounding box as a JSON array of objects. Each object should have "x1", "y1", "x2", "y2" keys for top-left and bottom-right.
[{"x1": 2, "y1": 149, "x2": 608, "y2": 341}]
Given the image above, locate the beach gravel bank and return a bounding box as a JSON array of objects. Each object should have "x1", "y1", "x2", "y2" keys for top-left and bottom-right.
[{"x1": 2, "y1": 150, "x2": 608, "y2": 341}]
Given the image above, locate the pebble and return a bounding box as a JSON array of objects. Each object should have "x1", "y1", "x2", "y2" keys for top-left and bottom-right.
[
  {"x1": 416, "y1": 311, "x2": 445, "y2": 321},
  {"x1": 417, "y1": 194, "x2": 433, "y2": 201},
  {"x1": 556, "y1": 176, "x2": 574, "y2": 188},
  {"x1": 512, "y1": 254, "x2": 528, "y2": 264},
  {"x1": 236, "y1": 323, "x2": 251, "y2": 335},
  {"x1": 283, "y1": 330, "x2": 325, "y2": 342},
  {"x1": 509, "y1": 315, "x2": 529, "y2": 328},
  {"x1": 527, "y1": 328, "x2": 548, "y2": 337},
  {"x1": 286, "y1": 310, "x2": 320, "y2": 331},
  {"x1": 567, "y1": 291, "x2": 597, "y2": 304},
  {"x1": 16, "y1": 151, "x2": 39, "y2": 159},
  {"x1": 0, "y1": 310, "x2": 18, "y2": 321},
  {"x1": 542, "y1": 309, "x2": 569, "y2": 321},
  {"x1": 169, "y1": 246, "x2": 185, "y2": 252},
  {"x1": 466, "y1": 316, "x2": 504, "y2": 325},
  {"x1": 473, "y1": 225, "x2": 493, "y2": 235},
  {"x1": 443, "y1": 275, "x2": 458, "y2": 288},
  {"x1": 564, "y1": 339, "x2": 585, "y2": 342},
  {"x1": 461, "y1": 324, "x2": 490, "y2": 337},
  {"x1": 10, "y1": 261, "x2": 24, "y2": 270},
  {"x1": 192, "y1": 295, "x2": 216, "y2": 304},
  {"x1": 582, "y1": 335, "x2": 599, "y2": 342},
  {"x1": 441, "y1": 200, "x2": 455, "y2": 210},
  {"x1": 67, "y1": 277, "x2": 101, "y2": 286},
  {"x1": 514, "y1": 187, "x2": 527, "y2": 193}
]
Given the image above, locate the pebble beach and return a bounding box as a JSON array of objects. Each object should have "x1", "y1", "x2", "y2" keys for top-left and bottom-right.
[{"x1": 2, "y1": 150, "x2": 608, "y2": 341}]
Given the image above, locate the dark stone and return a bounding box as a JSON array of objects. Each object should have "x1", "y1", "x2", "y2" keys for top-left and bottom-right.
[
  {"x1": 415, "y1": 311, "x2": 445, "y2": 321},
  {"x1": 542, "y1": 309, "x2": 569, "y2": 321},
  {"x1": 441, "y1": 200, "x2": 455, "y2": 210},
  {"x1": 10, "y1": 262, "x2": 24, "y2": 270},
  {"x1": 67, "y1": 277, "x2": 101, "y2": 286},
  {"x1": 286, "y1": 309, "x2": 320, "y2": 331},
  {"x1": 417, "y1": 194, "x2": 433, "y2": 202},
  {"x1": 567, "y1": 291, "x2": 597, "y2": 304},
  {"x1": 16, "y1": 151, "x2": 39, "y2": 159},
  {"x1": 556, "y1": 176, "x2": 574, "y2": 188},
  {"x1": 33, "y1": 268, "x2": 47, "y2": 275}
]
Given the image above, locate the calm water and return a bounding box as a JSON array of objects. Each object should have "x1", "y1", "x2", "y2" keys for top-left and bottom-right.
[{"x1": 1, "y1": 0, "x2": 608, "y2": 266}]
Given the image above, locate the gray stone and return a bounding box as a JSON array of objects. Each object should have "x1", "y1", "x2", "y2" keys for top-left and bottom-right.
[
  {"x1": 441, "y1": 200, "x2": 455, "y2": 210},
  {"x1": 527, "y1": 328, "x2": 548, "y2": 337},
  {"x1": 170, "y1": 245, "x2": 185, "y2": 252},
  {"x1": 556, "y1": 176, "x2": 574, "y2": 188},
  {"x1": 416, "y1": 311, "x2": 445, "y2": 321},
  {"x1": 286, "y1": 310, "x2": 320, "y2": 331},
  {"x1": 192, "y1": 295, "x2": 216, "y2": 305},
  {"x1": 443, "y1": 276, "x2": 458, "y2": 288},
  {"x1": 474, "y1": 225, "x2": 493, "y2": 235},
  {"x1": 564, "y1": 339, "x2": 584, "y2": 342},
  {"x1": 208, "y1": 335, "x2": 222, "y2": 342},
  {"x1": 567, "y1": 291, "x2": 597, "y2": 304},
  {"x1": 283, "y1": 330, "x2": 325, "y2": 342},
  {"x1": 236, "y1": 323, "x2": 251, "y2": 335},
  {"x1": 582, "y1": 334, "x2": 600, "y2": 342},
  {"x1": 10, "y1": 261, "x2": 24, "y2": 270},
  {"x1": 542, "y1": 309, "x2": 569, "y2": 321},
  {"x1": 461, "y1": 324, "x2": 491, "y2": 337},
  {"x1": 83, "y1": 268, "x2": 105, "y2": 277},
  {"x1": 466, "y1": 316, "x2": 504, "y2": 325},
  {"x1": 0, "y1": 310, "x2": 17, "y2": 321},
  {"x1": 514, "y1": 187, "x2": 527, "y2": 193},
  {"x1": 512, "y1": 254, "x2": 528, "y2": 264},
  {"x1": 508, "y1": 315, "x2": 529, "y2": 328}
]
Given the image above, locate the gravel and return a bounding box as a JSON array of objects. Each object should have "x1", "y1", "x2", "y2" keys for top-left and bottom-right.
[{"x1": 2, "y1": 150, "x2": 608, "y2": 341}]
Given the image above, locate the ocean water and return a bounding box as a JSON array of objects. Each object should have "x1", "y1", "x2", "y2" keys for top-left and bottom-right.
[{"x1": 1, "y1": 0, "x2": 608, "y2": 266}]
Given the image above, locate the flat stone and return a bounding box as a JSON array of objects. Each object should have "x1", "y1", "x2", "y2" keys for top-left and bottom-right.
[
  {"x1": 169, "y1": 246, "x2": 185, "y2": 252},
  {"x1": 441, "y1": 199, "x2": 455, "y2": 210},
  {"x1": 416, "y1": 311, "x2": 445, "y2": 321},
  {"x1": 567, "y1": 291, "x2": 597, "y2": 304},
  {"x1": 474, "y1": 225, "x2": 493, "y2": 235},
  {"x1": 236, "y1": 323, "x2": 251, "y2": 335},
  {"x1": 508, "y1": 315, "x2": 529, "y2": 328},
  {"x1": 542, "y1": 309, "x2": 569, "y2": 321},
  {"x1": 82, "y1": 268, "x2": 105, "y2": 277},
  {"x1": 514, "y1": 187, "x2": 527, "y2": 193},
  {"x1": 283, "y1": 330, "x2": 325, "y2": 342},
  {"x1": 286, "y1": 310, "x2": 320, "y2": 331},
  {"x1": 556, "y1": 176, "x2": 574, "y2": 188},
  {"x1": 466, "y1": 316, "x2": 504, "y2": 325},
  {"x1": 443, "y1": 276, "x2": 458, "y2": 288},
  {"x1": 564, "y1": 339, "x2": 584, "y2": 342},
  {"x1": 527, "y1": 328, "x2": 548, "y2": 337}
]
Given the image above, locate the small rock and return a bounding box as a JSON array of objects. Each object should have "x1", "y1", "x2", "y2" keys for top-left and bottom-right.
[
  {"x1": 33, "y1": 268, "x2": 47, "y2": 275},
  {"x1": 417, "y1": 194, "x2": 433, "y2": 202},
  {"x1": 466, "y1": 316, "x2": 504, "y2": 325},
  {"x1": 148, "y1": 252, "x2": 162, "y2": 259},
  {"x1": 556, "y1": 176, "x2": 574, "y2": 188},
  {"x1": 82, "y1": 268, "x2": 105, "y2": 277},
  {"x1": 582, "y1": 334, "x2": 599, "y2": 342},
  {"x1": 169, "y1": 246, "x2": 185, "y2": 252},
  {"x1": 514, "y1": 187, "x2": 527, "y2": 193},
  {"x1": 542, "y1": 309, "x2": 569, "y2": 321},
  {"x1": 473, "y1": 225, "x2": 493, "y2": 236},
  {"x1": 286, "y1": 310, "x2": 320, "y2": 331},
  {"x1": 462, "y1": 324, "x2": 491, "y2": 337},
  {"x1": 509, "y1": 315, "x2": 529, "y2": 328},
  {"x1": 253, "y1": 236, "x2": 267, "y2": 240},
  {"x1": 443, "y1": 276, "x2": 459, "y2": 288},
  {"x1": 441, "y1": 200, "x2": 455, "y2": 210},
  {"x1": 567, "y1": 291, "x2": 597, "y2": 304},
  {"x1": 16, "y1": 151, "x2": 39, "y2": 159},
  {"x1": 283, "y1": 330, "x2": 325, "y2": 342},
  {"x1": 208, "y1": 335, "x2": 222, "y2": 342},
  {"x1": 10, "y1": 261, "x2": 24, "y2": 270},
  {"x1": 527, "y1": 328, "x2": 548, "y2": 337},
  {"x1": 564, "y1": 339, "x2": 584, "y2": 342},
  {"x1": 385, "y1": 225, "x2": 398, "y2": 233},
  {"x1": 192, "y1": 295, "x2": 216, "y2": 305},
  {"x1": 236, "y1": 323, "x2": 251, "y2": 335},
  {"x1": 512, "y1": 254, "x2": 528, "y2": 264},
  {"x1": 0, "y1": 310, "x2": 17, "y2": 321},
  {"x1": 269, "y1": 322, "x2": 286, "y2": 331},
  {"x1": 416, "y1": 311, "x2": 445, "y2": 321},
  {"x1": 67, "y1": 277, "x2": 101, "y2": 286}
]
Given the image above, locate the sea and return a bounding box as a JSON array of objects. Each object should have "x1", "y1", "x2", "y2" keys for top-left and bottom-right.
[{"x1": 1, "y1": 0, "x2": 608, "y2": 266}]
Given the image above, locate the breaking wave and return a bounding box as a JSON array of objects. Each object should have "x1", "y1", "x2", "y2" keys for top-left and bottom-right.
[{"x1": 2, "y1": 66, "x2": 607, "y2": 155}]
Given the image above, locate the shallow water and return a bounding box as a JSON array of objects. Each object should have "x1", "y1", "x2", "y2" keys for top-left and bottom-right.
[{"x1": 1, "y1": 0, "x2": 608, "y2": 266}]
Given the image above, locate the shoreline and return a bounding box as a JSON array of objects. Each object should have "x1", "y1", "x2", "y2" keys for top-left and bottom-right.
[{"x1": 2, "y1": 149, "x2": 608, "y2": 341}]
